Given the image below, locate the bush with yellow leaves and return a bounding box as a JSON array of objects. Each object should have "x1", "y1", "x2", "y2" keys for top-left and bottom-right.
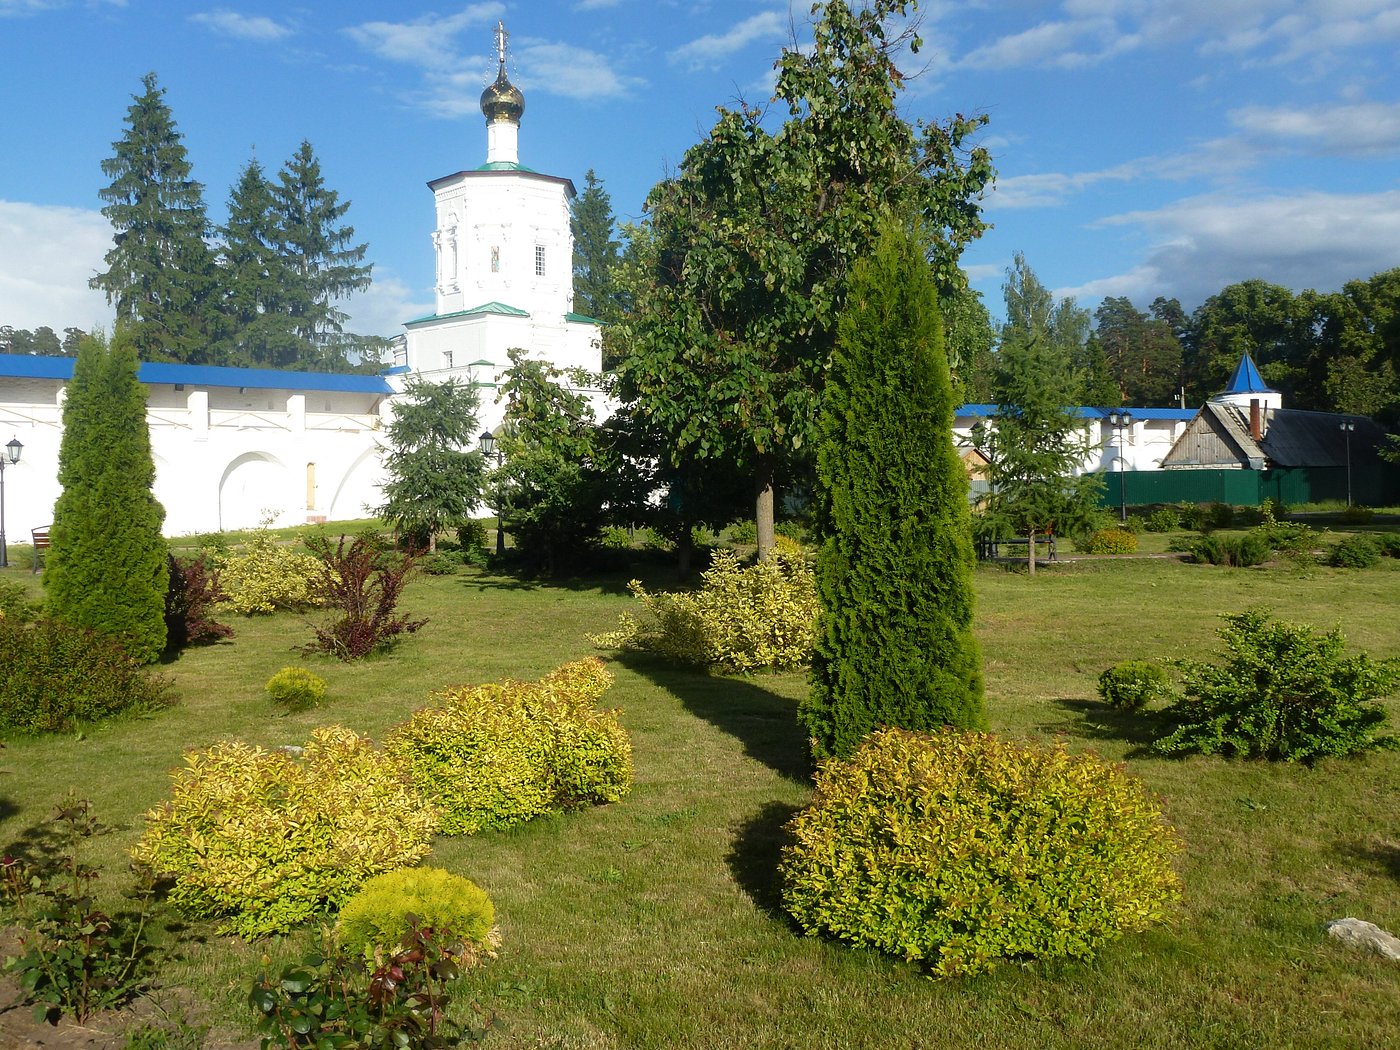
[
  {"x1": 591, "y1": 548, "x2": 818, "y2": 672},
  {"x1": 386, "y1": 659, "x2": 631, "y2": 835},
  {"x1": 132, "y1": 726, "x2": 437, "y2": 937}
]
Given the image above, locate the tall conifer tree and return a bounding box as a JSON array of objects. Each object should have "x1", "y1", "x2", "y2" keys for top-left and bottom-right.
[
  {"x1": 90, "y1": 72, "x2": 218, "y2": 363},
  {"x1": 571, "y1": 169, "x2": 621, "y2": 322},
  {"x1": 46, "y1": 332, "x2": 168, "y2": 662},
  {"x1": 218, "y1": 157, "x2": 300, "y2": 368},
  {"x1": 800, "y1": 218, "x2": 984, "y2": 760},
  {"x1": 273, "y1": 140, "x2": 373, "y2": 368}
]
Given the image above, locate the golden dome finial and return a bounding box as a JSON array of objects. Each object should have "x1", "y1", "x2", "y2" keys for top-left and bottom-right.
[{"x1": 480, "y1": 20, "x2": 524, "y2": 125}]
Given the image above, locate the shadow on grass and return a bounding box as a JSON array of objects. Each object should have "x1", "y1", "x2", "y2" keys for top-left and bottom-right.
[
  {"x1": 726, "y1": 800, "x2": 802, "y2": 921},
  {"x1": 618, "y1": 654, "x2": 813, "y2": 783},
  {"x1": 1046, "y1": 697, "x2": 1174, "y2": 754},
  {"x1": 455, "y1": 563, "x2": 689, "y2": 598},
  {"x1": 1337, "y1": 839, "x2": 1400, "y2": 882}
]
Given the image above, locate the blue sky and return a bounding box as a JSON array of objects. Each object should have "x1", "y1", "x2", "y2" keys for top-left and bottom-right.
[{"x1": 3, "y1": 0, "x2": 1399, "y2": 342}]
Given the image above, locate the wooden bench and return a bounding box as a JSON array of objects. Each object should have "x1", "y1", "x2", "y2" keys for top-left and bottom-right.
[
  {"x1": 31, "y1": 525, "x2": 50, "y2": 573},
  {"x1": 986, "y1": 534, "x2": 1057, "y2": 562}
]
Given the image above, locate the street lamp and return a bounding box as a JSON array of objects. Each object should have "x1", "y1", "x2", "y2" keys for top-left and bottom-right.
[
  {"x1": 0, "y1": 436, "x2": 22, "y2": 569},
  {"x1": 1107, "y1": 410, "x2": 1133, "y2": 522},
  {"x1": 1339, "y1": 421, "x2": 1355, "y2": 507},
  {"x1": 478, "y1": 430, "x2": 506, "y2": 557}
]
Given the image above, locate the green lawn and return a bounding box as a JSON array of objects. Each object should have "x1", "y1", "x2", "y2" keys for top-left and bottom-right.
[{"x1": 2, "y1": 548, "x2": 1399, "y2": 1049}]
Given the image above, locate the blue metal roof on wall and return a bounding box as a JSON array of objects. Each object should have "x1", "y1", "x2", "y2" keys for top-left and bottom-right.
[
  {"x1": 958, "y1": 403, "x2": 1196, "y2": 421},
  {"x1": 0, "y1": 352, "x2": 393, "y2": 394}
]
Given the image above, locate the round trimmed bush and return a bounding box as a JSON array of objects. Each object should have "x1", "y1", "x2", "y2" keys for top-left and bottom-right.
[
  {"x1": 337, "y1": 866, "x2": 496, "y2": 965},
  {"x1": 265, "y1": 666, "x2": 327, "y2": 711},
  {"x1": 781, "y1": 728, "x2": 1182, "y2": 978},
  {"x1": 1098, "y1": 660, "x2": 1174, "y2": 711},
  {"x1": 1086, "y1": 527, "x2": 1138, "y2": 555}
]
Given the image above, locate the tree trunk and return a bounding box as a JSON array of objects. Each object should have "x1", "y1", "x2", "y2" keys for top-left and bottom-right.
[
  {"x1": 754, "y1": 458, "x2": 776, "y2": 562},
  {"x1": 1027, "y1": 524, "x2": 1036, "y2": 576},
  {"x1": 675, "y1": 526, "x2": 694, "y2": 579}
]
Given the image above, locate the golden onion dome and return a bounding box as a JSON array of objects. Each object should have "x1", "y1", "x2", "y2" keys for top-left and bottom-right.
[{"x1": 480, "y1": 66, "x2": 524, "y2": 124}]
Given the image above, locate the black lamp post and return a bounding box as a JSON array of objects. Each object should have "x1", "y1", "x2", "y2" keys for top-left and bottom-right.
[
  {"x1": 1339, "y1": 421, "x2": 1355, "y2": 507},
  {"x1": 1107, "y1": 410, "x2": 1133, "y2": 522},
  {"x1": 478, "y1": 430, "x2": 506, "y2": 557},
  {"x1": 0, "y1": 436, "x2": 22, "y2": 569}
]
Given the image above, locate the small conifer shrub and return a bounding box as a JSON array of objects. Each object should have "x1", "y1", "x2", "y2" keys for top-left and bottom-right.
[
  {"x1": 1098, "y1": 660, "x2": 1175, "y2": 711},
  {"x1": 1326, "y1": 534, "x2": 1380, "y2": 569},
  {"x1": 265, "y1": 666, "x2": 328, "y2": 711},
  {"x1": 781, "y1": 728, "x2": 1182, "y2": 977},
  {"x1": 337, "y1": 867, "x2": 497, "y2": 966},
  {"x1": 1154, "y1": 610, "x2": 1398, "y2": 761}
]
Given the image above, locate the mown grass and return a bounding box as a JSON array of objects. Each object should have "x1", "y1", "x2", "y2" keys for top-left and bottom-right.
[{"x1": 2, "y1": 542, "x2": 1399, "y2": 1049}]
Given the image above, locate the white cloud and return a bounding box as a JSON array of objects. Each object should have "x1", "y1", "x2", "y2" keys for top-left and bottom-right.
[
  {"x1": 344, "y1": 4, "x2": 506, "y2": 69},
  {"x1": 668, "y1": 11, "x2": 787, "y2": 71},
  {"x1": 189, "y1": 9, "x2": 293, "y2": 42},
  {"x1": 1, "y1": 0, "x2": 124, "y2": 15},
  {"x1": 1229, "y1": 100, "x2": 1400, "y2": 156},
  {"x1": 574, "y1": 0, "x2": 623, "y2": 9},
  {"x1": 1067, "y1": 189, "x2": 1400, "y2": 308},
  {"x1": 0, "y1": 201, "x2": 114, "y2": 332},
  {"x1": 958, "y1": 17, "x2": 1139, "y2": 70},
  {"x1": 346, "y1": 6, "x2": 636, "y2": 109},
  {"x1": 341, "y1": 270, "x2": 431, "y2": 338}
]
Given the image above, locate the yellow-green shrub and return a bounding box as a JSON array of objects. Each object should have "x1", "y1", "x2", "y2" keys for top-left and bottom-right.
[
  {"x1": 132, "y1": 726, "x2": 438, "y2": 937},
  {"x1": 781, "y1": 728, "x2": 1183, "y2": 978},
  {"x1": 591, "y1": 549, "x2": 819, "y2": 672},
  {"x1": 336, "y1": 867, "x2": 497, "y2": 966},
  {"x1": 265, "y1": 666, "x2": 327, "y2": 711},
  {"x1": 386, "y1": 658, "x2": 631, "y2": 835},
  {"x1": 1086, "y1": 527, "x2": 1138, "y2": 555},
  {"x1": 218, "y1": 529, "x2": 324, "y2": 615}
]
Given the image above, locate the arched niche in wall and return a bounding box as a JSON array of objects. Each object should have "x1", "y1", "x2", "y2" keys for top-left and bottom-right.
[
  {"x1": 328, "y1": 446, "x2": 384, "y2": 523},
  {"x1": 218, "y1": 451, "x2": 290, "y2": 531}
]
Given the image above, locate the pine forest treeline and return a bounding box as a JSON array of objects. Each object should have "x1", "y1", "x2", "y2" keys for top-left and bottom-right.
[{"x1": 81, "y1": 72, "x2": 380, "y2": 373}]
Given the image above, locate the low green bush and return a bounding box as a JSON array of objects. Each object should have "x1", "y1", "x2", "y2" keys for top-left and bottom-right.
[
  {"x1": 781, "y1": 728, "x2": 1182, "y2": 978},
  {"x1": 0, "y1": 580, "x2": 40, "y2": 623},
  {"x1": 1340, "y1": 504, "x2": 1374, "y2": 525},
  {"x1": 1190, "y1": 532, "x2": 1270, "y2": 567},
  {"x1": 1327, "y1": 534, "x2": 1381, "y2": 569},
  {"x1": 726, "y1": 519, "x2": 757, "y2": 545},
  {"x1": 455, "y1": 520, "x2": 488, "y2": 553},
  {"x1": 219, "y1": 526, "x2": 324, "y2": 615},
  {"x1": 1175, "y1": 502, "x2": 1206, "y2": 531},
  {"x1": 1155, "y1": 610, "x2": 1399, "y2": 761},
  {"x1": 132, "y1": 726, "x2": 438, "y2": 937},
  {"x1": 0, "y1": 615, "x2": 171, "y2": 735},
  {"x1": 1204, "y1": 502, "x2": 1235, "y2": 531},
  {"x1": 337, "y1": 866, "x2": 496, "y2": 965},
  {"x1": 1098, "y1": 660, "x2": 1175, "y2": 711},
  {"x1": 596, "y1": 525, "x2": 634, "y2": 550},
  {"x1": 1377, "y1": 533, "x2": 1400, "y2": 557},
  {"x1": 1086, "y1": 528, "x2": 1138, "y2": 555},
  {"x1": 1143, "y1": 507, "x2": 1180, "y2": 533},
  {"x1": 591, "y1": 548, "x2": 819, "y2": 672},
  {"x1": 265, "y1": 666, "x2": 327, "y2": 711},
  {"x1": 386, "y1": 659, "x2": 631, "y2": 835}
]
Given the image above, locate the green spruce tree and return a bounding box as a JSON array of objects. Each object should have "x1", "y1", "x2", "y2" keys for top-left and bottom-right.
[
  {"x1": 46, "y1": 332, "x2": 169, "y2": 662},
  {"x1": 379, "y1": 376, "x2": 485, "y2": 552},
  {"x1": 975, "y1": 255, "x2": 1103, "y2": 575},
  {"x1": 571, "y1": 169, "x2": 621, "y2": 323},
  {"x1": 90, "y1": 72, "x2": 219, "y2": 363},
  {"x1": 273, "y1": 140, "x2": 373, "y2": 369},
  {"x1": 218, "y1": 157, "x2": 301, "y2": 368},
  {"x1": 800, "y1": 218, "x2": 984, "y2": 760}
]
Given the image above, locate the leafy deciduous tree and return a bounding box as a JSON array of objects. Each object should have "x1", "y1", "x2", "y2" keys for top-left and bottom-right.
[
  {"x1": 614, "y1": 0, "x2": 993, "y2": 561},
  {"x1": 802, "y1": 218, "x2": 984, "y2": 759}
]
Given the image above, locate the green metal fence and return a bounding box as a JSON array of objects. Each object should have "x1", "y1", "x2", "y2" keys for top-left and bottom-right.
[{"x1": 1098, "y1": 465, "x2": 1400, "y2": 510}]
